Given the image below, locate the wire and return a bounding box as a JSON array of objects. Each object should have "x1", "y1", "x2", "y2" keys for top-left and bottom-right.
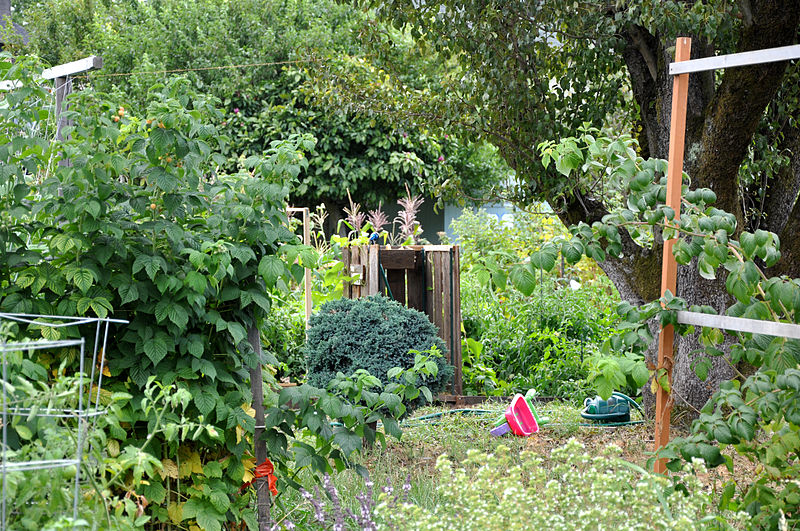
[{"x1": 76, "y1": 58, "x2": 317, "y2": 79}]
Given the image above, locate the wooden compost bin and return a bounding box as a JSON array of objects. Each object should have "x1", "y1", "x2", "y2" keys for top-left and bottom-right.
[{"x1": 341, "y1": 245, "x2": 463, "y2": 394}]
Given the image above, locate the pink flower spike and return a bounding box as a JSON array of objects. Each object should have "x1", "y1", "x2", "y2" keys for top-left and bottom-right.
[
  {"x1": 437, "y1": 156, "x2": 444, "y2": 162},
  {"x1": 233, "y1": 108, "x2": 240, "y2": 114}
]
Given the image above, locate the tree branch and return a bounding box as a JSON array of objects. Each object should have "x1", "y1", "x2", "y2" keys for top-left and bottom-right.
[
  {"x1": 557, "y1": 192, "x2": 663, "y2": 304},
  {"x1": 620, "y1": 25, "x2": 660, "y2": 160}
]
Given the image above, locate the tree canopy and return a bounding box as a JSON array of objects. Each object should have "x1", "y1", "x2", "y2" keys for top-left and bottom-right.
[
  {"x1": 326, "y1": 0, "x2": 800, "y2": 408},
  {"x1": 15, "y1": 0, "x2": 510, "y2": 210}
]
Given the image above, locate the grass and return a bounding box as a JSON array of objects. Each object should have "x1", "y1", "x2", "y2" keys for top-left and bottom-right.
[{"x1": 270, "y1": 399, "x2": 658, "y2": 527}]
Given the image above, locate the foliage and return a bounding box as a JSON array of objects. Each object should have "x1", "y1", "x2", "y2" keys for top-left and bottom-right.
[
  {"x1": 0, "y1": 334, "x2": 214, "y2": 531},
  {"x1": 261, "y1": 351, "x2": 441, "y2": 505},
  {"x1": 18, "y1": 0, "x2": 510, "y2": 209},
  {"x1": 305, "y1": 295, "x2": 453, "y2": 400},
  {"x1": 373, "y1": 440, "x2": 749, "y2": 530},
  {"x1": 534, "y1": 130, "x2": 800, "y2": 527},
  {"x1": 449, "y1": 205, "x2": 623, "y2": 399},
  {"x1": 264, "y1": 292, "x2": 308, "y2": 382},
  {"x1": 460, "y1": 271, "x2": 620, "y2": 399},
  {"x1": 0, "y1": 56, "x2": 318, "y2": 529},
  {"x1": 451, "y1": 206, "x2": 605, "y2": 296}
]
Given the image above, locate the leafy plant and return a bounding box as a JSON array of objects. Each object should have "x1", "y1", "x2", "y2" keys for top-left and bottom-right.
[
  {"x1": 0, "y1": 57, "x2": 318, "y2": 529},
  {"x1": 374, "y1": 440, "x2": 749, "y2": 530},
  {"x1": 305, "y1": 295, "x2": 453, "y2": 399},
  {"x1": 261, "y1": 352, "x2": 440, "y2": 504},
  {"x1": 534, "y1": 129, "x2": 800, "y2": 527}
]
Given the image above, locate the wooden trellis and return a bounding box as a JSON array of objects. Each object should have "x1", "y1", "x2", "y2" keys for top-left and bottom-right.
[
  {"x1": 341, "y1": 245, "x2": 463, "y2": 394},
  {"x1": 656, "y1": 38, "x2": 800, "y2": 473}
]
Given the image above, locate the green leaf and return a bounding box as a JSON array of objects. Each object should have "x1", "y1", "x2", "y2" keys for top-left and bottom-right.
[
  {"x1": 420, "y1": 386, "x2": 433, "y2": 403},
  {"x1": 227, "y1": 322, "x2": 247, "y2": 345},
  {"x1": 697, "y1": 255, "x2": 716, "y2": 280},
  {"x1": 693, "y1": 357, "x2": 711, "y2": 381},
  {"x1": 144, "y1": 336, "x2": 168, "y2": 366},
  {"x1": 594, "y1": 375, "x2": 614, "y2": 400},
  {"x1": 509, "y1": 264, "x2": 536, "y2": 296},
  {"x1": 195, "y1": 391, "x2": 216, "y2": 417},
  {"x1": 168, "y1": 304, "x2": 189, "y2": 329},
  {"x1": 739, "y1": 232, "x2": 756, "y2": 259},
  {"x1": 185, "y1": 271, "x2": 207, "y2": 293},
  {"x1": 153, "y1": 168, "x2": 177, "y2": 193},
  {"x1": 631, "y1": 362, "x2": 650, "y2": 388},
  {"x1": 208, "y1": 491, "x2": 230, "y2": 514},
  {"x1": 258, "y1": 255, "x2": 284, "y2": 287},
  {"x1": 333, "y1": 427, "x2": 362, "y2": 456},
  {"x1": 90, "y1": 297, "x2": 112, "y2": 318},
  {"x1": 16, "y1": 424, "x2": 33, "y2": 440},
  {"x1": 149, "y1": 127, "x2": 170, "y2": 154},
  {"x1": 562, "y1": 238, "x2": 585, "y2": 265},
  {"x1": 719, "y1": 481, "x2": 736, "y2": 510},
  {"x1": 697, "y1": 443, "x2": 725, "y2": 467},
  {"x1": 188, "y1": 337, "x2": 204, "y2": 357},
  {"x1": 119, "y1": 282, "x2": 139, "y2": 305},
  {"x1": 195, "y1": 505, "x2": 223, "y2": 531},
  {"x1": 73, "y1": 268, "x2": 94, "y2": 293}
]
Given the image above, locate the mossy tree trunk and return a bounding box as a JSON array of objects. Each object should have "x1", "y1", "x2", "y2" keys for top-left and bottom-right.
[{"x1": 577, "y1": 0, "x2": 800, "y2": 415}]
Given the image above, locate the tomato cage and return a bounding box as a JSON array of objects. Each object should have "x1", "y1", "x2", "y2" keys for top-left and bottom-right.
[{"x1": 0, "y1": 313, "x2": 128, "y2": 528}]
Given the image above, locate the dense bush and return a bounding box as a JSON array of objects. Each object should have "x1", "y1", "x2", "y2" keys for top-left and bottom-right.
[
  {"x1": 305, "y1": 295, "x2": 453, "y2": 396},
  {"x1": 0, "y1": 58, "x2": 315, "y2": 529}
]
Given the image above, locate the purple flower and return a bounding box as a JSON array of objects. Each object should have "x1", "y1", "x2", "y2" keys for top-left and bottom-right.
[
  {"x1": 233, "y1": 108, "x2": 240, "y2": 114},
  {"x1": 444, "y1": 134, "x2": 449, "y2": 139},
  {"x1": 437, "y1": 156, "x2": 444, "y2": 162}
]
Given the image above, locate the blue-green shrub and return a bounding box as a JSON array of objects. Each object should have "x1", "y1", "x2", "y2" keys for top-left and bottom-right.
[{"x1": 305, "y1": 295, "x2": 453, "y2": 396}]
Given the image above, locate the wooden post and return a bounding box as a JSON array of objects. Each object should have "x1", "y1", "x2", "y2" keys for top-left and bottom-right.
[
  {"x1": 247, "y1": 326, "x2": 271, "y2": 528},
  {"x1": 42, "y1": 57, "x2": 103, "y2": 172},
  {"x1": 302, "y1": 208, "x2": 312, "y2": 326},
  {"x1": 452, "y1": 246, "x2": 463, "y2": 394},
  {"x1": 287, "y1": 207, "x2": 313, "y2": 325},
  {"x1": 654, "y1": 37, "x2": 691, "y2": 474}
]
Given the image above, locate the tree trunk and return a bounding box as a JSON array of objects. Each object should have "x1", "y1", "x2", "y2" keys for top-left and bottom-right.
[{"x1": 605, "y1": 3, "x2": 800, "y2": 418}]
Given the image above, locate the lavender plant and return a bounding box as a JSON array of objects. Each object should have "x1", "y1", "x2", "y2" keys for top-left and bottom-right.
[{"x1": 273, "y1": 474, "x2": 411, "y2": 531}]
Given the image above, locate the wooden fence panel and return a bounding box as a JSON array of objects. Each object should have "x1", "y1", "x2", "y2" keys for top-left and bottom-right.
[
  {"x1": 441, "y1": 250, "x2": 452, "y2": 366},
  {"x1": 340, "y1": 245, "x2": 462, "y2": 392},
  {"x1": 406, "y1": 250, "x2": 424, "y2": 312},
  {"x1": 425, "y1": 252, "x2": 434, "y2": 318},
  {"x1": 452, "y1": 247, "x2": 463, "y2": 394},
  {"x1": 387, "y1": 268, "x2": 406, "y2": 305},
  {"x1": 366, "y1": 245, "x2": 380, "y2": 296}
]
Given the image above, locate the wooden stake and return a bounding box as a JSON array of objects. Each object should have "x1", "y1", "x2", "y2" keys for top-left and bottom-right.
[
  {"x1": 654, "y1": 37, "x2": 692, "y2": 474},
  {"x1": 247, "y1": 326, "x2": 271, "y2": 527},
  {"x1": 302, "y1": 208, "x2": 312, "y2": 326}
]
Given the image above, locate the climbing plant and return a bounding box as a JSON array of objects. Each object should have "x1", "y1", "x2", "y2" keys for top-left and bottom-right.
[{"x1": 510, "y1": 129, "x2": 800, "y2": 528}]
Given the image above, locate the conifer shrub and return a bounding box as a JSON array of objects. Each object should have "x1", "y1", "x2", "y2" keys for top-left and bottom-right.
[{"x1": 305, "y1": 295, "x2": 453, "y2": 396}]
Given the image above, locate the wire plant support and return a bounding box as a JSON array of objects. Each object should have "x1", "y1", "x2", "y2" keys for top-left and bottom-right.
[{"x1": 0, "y1": 313, "x2": 128, "y2": 529}]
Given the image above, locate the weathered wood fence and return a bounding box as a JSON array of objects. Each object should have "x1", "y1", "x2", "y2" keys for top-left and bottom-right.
[{"x1": 341, "y1": 245, "x2": 463, "y2": 394}]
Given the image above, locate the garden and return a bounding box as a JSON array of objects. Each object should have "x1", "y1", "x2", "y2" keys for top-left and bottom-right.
[{"x1": 2, "y1": 0, "x2": 800, "y2": 530}]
